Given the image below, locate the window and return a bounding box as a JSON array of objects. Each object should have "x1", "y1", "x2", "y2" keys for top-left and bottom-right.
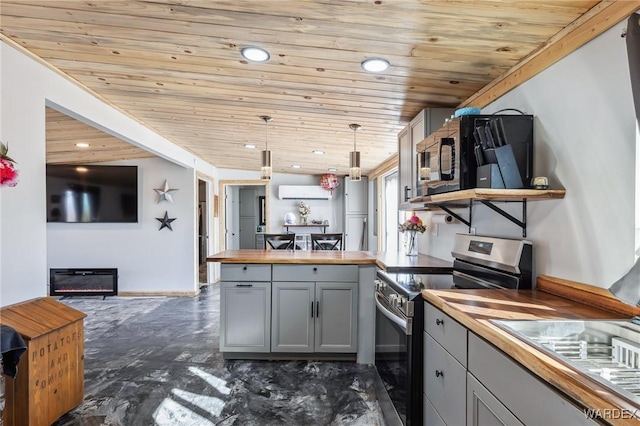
[{"x1": 382, "y1": 171, "x2": 400, "y2": 252}]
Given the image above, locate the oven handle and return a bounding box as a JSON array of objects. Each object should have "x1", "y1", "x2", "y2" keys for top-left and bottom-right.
[
  {"x1": 453, "y1": 270, "x2": 502, "y2": 289},
  {"x1": 375, "y1": 292, "x2": 411, "y2": 336}
]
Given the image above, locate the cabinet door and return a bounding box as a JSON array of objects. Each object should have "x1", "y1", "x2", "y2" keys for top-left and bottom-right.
[
  {"x1": 344, "y1": 215, "x2": 367, "y2": 250},
  {"x1": 314, "y1": 282, "x2": 358, "y2": 352},
  {"x1": 344, "y1": 176, "x2": 368, "y2": 215},
  {"x1": 398, "y1": 125, "x2": 412, "y2": 207},
  {"x1": 424, "y1": 333, "x2": 467, "y2": 426},
  {"x1": 220, "y1": 282, "x2": 271, "y2": 352},
  {"x1": 467, "y1": 373, "x2": 523, "y2": 426},
  {"x1": 271, "y1": 282, "x2": 314, "y2": 352}
]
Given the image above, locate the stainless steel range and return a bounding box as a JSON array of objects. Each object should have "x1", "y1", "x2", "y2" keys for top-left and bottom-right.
[
  {"x1": 374, "y1": 234, "x2": 534, "y2": 426},
  {"x1": 493, "y1": 318, "x2": 640, "y2": 409}
]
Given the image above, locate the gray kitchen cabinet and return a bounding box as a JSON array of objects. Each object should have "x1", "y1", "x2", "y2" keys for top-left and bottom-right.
[
  {"x1": 423, "y1": 304, "x2": 599, "y2": 426},
  {"x1": 272, "y1": 265, "x2": 358, "y2": 353},
  {"x1": 399, "y1": 108, "x2": 453, "y2": 210},
  {"x1": 344, "y1": 177, "x2": 368, "y2": 250},
  {"x1": 220, "y1": 281, "x2": 271, "y2": 352},
  {"x1": 424, "y1": 303, "x2": 468, "y2": 426},
  {"x1": 468, "y1": 372, "x2": 523, "y2": 426},
  {"x1": 271, "y1": 281, "x2": 315, "y2": 352},
  {"x1": 271, "y1": 281, "x2": 358, "y2": 353},
  {"x1": 220, "y1": 264, "x2": 271, "y2": 352},
  {"x1": 467, "y1": 333, "x2": 597, "y2": 426}
]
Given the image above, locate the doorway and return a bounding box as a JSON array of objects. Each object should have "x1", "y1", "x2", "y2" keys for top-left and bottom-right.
[
  {"x1": 197, "y1": 178, "x2": 210, "y2": 284},
  {"x1": 219, "y1": 180, "x2": 270, "y2": 250}
]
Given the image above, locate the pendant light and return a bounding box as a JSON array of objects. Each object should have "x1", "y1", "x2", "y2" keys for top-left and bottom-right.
[
  {"x1": 349, "y1": 123, "x2": 362, "y2": 181},
  {"x1": 260, "y1": 115, "x2": 273, "y2": 180}
]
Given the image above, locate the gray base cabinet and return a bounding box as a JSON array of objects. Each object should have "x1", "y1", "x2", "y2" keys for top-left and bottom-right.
[
  {"x1": 424, "y1": 302, "x2": 598, "y2": 426},
  {"x1": 271, "y1": 280, "x2": 358, "y2": 353},
  {"x1": 467, "y1": 373, "x2": 523, "y2": 426},
  {"x1": 467, "y1": 333, "x2": 597, "y2": 426},
  {"x1": 220, "y1": 281, "x2": 271, "y2": 352}
]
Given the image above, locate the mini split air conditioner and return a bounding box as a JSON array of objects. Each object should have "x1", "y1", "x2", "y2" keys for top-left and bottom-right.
[{"x1": 278, "y1": 185, "x2": 332, "y2": 200}]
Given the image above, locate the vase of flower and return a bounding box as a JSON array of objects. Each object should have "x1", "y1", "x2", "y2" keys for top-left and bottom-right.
[
  {"x1": 398, "y1": 214, "x2": 426, "y2": 256},
  {"x1": 404, "y1": 231, "x2": 418, "y2": 256},
  {"x1": 299, "y1": 201, "x2": 311, "y2": 226}
]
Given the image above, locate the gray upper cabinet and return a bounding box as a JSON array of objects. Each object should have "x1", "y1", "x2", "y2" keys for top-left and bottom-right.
[
  {"x1": 344, "y1": 177, "x2": 368, "y2": 215},
  {"x1": 399, "y1": 108, "x2": 453, "y2": 210}
]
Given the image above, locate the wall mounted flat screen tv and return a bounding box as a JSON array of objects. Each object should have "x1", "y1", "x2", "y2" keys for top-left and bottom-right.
[{"x1": 46, "y1": 165, "x2": 138, "y2": 223}]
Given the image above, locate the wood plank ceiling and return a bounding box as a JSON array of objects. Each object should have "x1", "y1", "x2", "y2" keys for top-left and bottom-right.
[{"x1": 0, "y1": 0, "x2": 602, "y2": 175}]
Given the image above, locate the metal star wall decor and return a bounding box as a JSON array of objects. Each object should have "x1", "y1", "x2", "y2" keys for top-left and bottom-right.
[
  {"x1": 156, "y1": 211, "x2": 176, "y2": 231},
  {"x1": 154, "y1": 180, "x2": 178, "y2": 203}
]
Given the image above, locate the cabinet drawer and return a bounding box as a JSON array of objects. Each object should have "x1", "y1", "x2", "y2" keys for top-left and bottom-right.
[
  {"x1": 424, "y1": 332, "x2": 466, "y2": 426},
  {"x1": 425, "y1": 303, "x2": 467, "y2": 366},
  {"x1": 221, "y1": 264, "x2": 271, "y2": 281},
  {"x1": 272, "y1": 265, "x2": 357, "y2": 282},
  {"x1": 424, "y1": 393, "x2": 446, "y2": 426},
  {"x1": 468, "y1": 333, "x2": 598, "y2": 426}
]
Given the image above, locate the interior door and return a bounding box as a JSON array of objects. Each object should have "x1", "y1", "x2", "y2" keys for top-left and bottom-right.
[
  {"x1": 239, "y1": 188, "x2": 257, "y2": 249},
  {"x1": 225, "y1": 186, "x2": 238, "y2": 250}
]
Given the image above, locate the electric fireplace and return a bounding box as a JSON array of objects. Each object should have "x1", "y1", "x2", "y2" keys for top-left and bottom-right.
[{"x1": 50, "y1": 268, "x2": 118, "y2": 297}]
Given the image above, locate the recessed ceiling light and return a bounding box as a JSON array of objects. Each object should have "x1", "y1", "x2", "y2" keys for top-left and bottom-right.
[
  {"x1": 291, "y1": 165, "x2": 301, "y2": 169},
  {"x1": 361, "y1": 58, "x2": 390, "y2": 73},
  {"x1": 312, "y1": 150, "x2": 325, "y2": 155},
  {"x1": 328, "y1": 168, "x2": 337, "y2": 172},
  {"x1": 241, "y1": 46, "x2": 270, "y2": 62},
  {"x1": 244, "y1": 144, "x2": 257, "y2": 149},
  {"x1": 75, "y1": 142, "x2": 90, "y2": 148}
]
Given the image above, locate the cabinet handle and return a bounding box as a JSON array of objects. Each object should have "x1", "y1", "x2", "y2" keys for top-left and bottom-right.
[
  {"x1": 236, "y1": 284, "x2": 253, "y2": 288},
  {"x1": 242, "y1": 266, "x2": 247, "y2": 271},
  {"x1": 311, "y1": 301, "x2": 314, "y2": 318},
  {"x1": 404, "y1": 185, "x2": 411, "y2": 202},
  {"x1": 436, "y1": 318, "x2": 444, "y2": 326},
  {"x1": 435, "y1": 370, "x2": 444, "y2": 378},
  {"x1": 316, "y1": 301, "x2": 320, "y2": 316},
  {"x1": 313, "y1": 267, "x2": 318, "y2": 272}
]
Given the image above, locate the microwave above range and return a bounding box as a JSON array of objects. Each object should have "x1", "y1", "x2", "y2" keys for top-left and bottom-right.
[{"x1": 415, "y1": 114, "x2": 534, "y2": 197}]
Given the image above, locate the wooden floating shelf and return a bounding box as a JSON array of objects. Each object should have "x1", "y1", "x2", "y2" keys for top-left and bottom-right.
[
  {"x1": 408, "y1": 188, "x2": 566, "y2": 238},
  {"x1": 409, "y1": 188, "x2": 566, "y2": 205}
]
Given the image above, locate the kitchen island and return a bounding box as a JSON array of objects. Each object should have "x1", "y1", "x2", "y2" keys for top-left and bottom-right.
[{"x1": 207, "y1": 250, "x2": 453, "y2": 364}]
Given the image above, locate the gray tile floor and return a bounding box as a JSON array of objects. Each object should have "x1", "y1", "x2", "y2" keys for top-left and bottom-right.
[{"x1": 53, "y1": 284, "x2": 384, "y2": 426}]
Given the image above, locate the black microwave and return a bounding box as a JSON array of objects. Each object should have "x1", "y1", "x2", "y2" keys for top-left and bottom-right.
[{"x1": 416, "y1": 114, "x2": 533, "y2": 196}]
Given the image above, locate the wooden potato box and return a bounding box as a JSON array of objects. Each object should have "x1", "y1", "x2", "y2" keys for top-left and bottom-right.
[{"x1": 1, "y1": 297, "x2": 86, "y2": 426}]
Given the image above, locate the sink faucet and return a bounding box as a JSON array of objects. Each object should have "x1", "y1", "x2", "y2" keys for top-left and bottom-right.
[{"x1": 609, "y1": 257, "x2": 640, "y2": 306}]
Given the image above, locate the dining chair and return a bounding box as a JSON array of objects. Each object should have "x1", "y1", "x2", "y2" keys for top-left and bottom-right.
[
  {"x1": 264, "y1": 234, "x2": 296, "y2": 250},
  {"x1": 311, "y1": 233, "x2": 344, "y2": 250}
]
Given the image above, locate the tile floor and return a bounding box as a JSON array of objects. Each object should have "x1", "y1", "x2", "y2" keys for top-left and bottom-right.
[{"x1": 52, "y1": 284, "x2": 384, "y2": 426}]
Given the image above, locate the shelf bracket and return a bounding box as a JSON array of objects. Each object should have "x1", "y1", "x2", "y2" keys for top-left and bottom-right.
[
  {"x1": 437, "y1": 201, "x2": 472, "y2": 231},
  {"x1": 479, "y1": 199, "x2": 527, "y2": 237}
]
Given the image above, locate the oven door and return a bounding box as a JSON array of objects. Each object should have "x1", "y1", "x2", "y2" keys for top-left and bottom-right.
[{"x1": 374, "y1": 292, "x2": 416, "y2": 426}]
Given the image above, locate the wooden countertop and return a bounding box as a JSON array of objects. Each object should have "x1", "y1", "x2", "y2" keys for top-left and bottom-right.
[
  {"x1": 375, "y1": 252, "x2": 453, "y2": 274},
  {"x1": 207, "y1": 250, "x2": 378, "y2": 264},
  {"x1": 422, "y1": 276, "x2": 640, "y2": 425}
]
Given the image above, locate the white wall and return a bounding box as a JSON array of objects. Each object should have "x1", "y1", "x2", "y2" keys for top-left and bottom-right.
[
  {"x1": 0, "y1": 41, "x2": 218, "y2": 306},
  {"x1": 47, "y1": 157, "x2": 198, "y2": 293},
  {"x1": 420, "y1": 21, "x2": 635, "y2": 288},
  {"x1": 218, "y1": 169, "x2": 344, "y2": 234}
]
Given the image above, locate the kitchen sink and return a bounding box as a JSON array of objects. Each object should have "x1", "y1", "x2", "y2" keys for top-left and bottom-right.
[{"x1": 492, "y1": 318, "x2": 640, "y2": 407}]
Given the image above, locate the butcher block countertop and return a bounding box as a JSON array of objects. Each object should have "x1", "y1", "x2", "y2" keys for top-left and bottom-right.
[
  {"x1": 207, "y1": 250, "x2": 378, "y2": 264},
  {"x1": 374, "y1": 252, "x2": 453, "y2": 274},
  {"x1": 423, "y1": 275, "x2": 640, "y2": 425},
  {"x1": 207, "y1": 250, "x2": 453, "y2": 273}
]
